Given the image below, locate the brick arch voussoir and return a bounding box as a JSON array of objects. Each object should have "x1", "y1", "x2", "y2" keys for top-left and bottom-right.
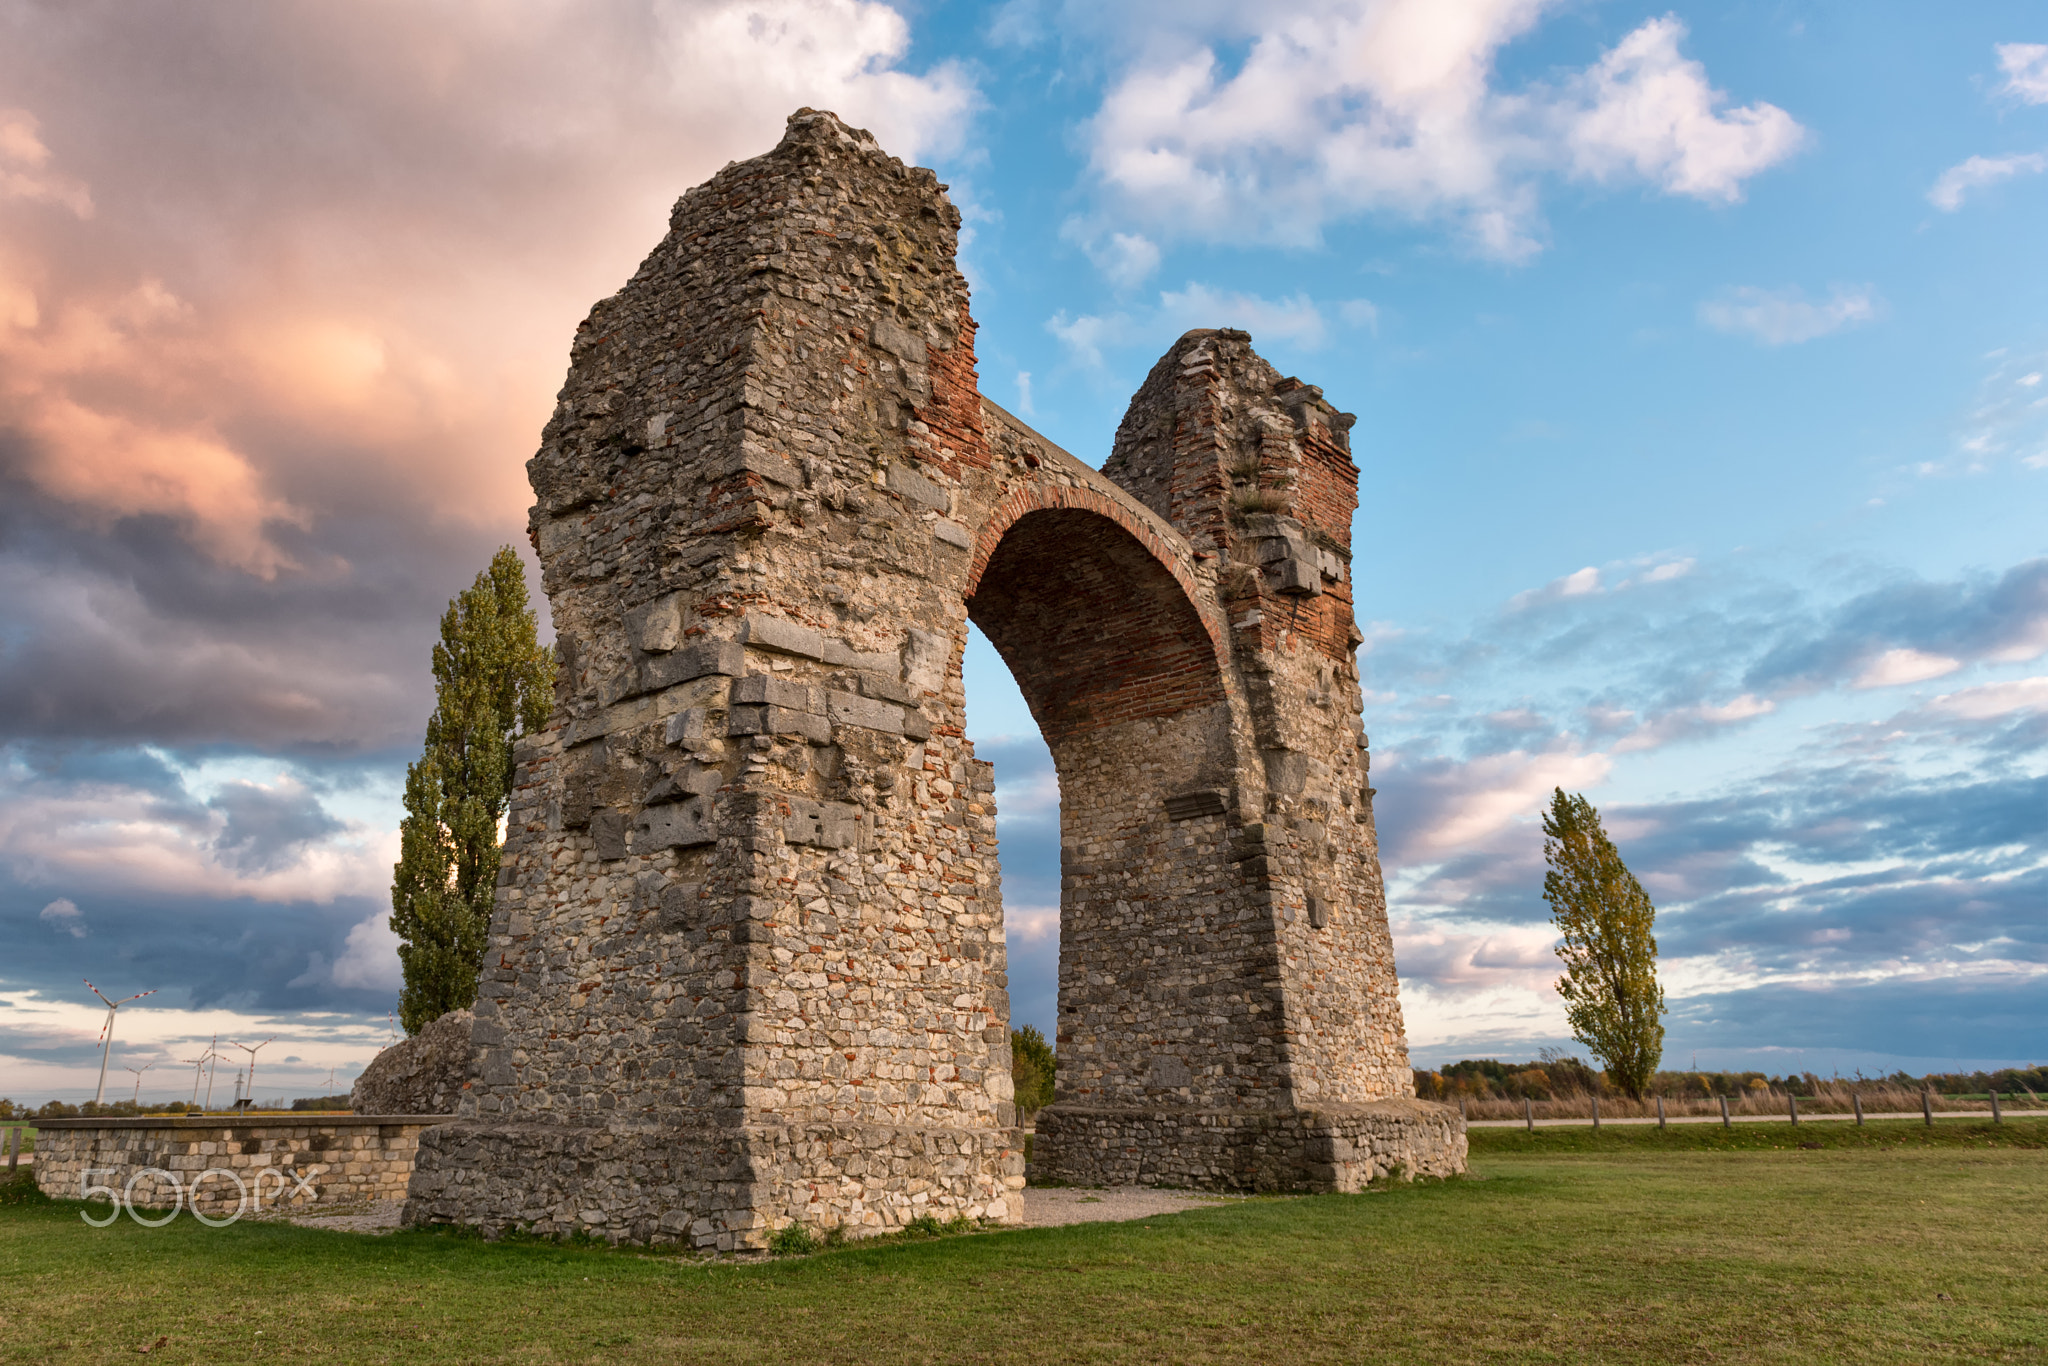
[{"x1": 964, "y1": 482, "x2": 1226, "y2": 672}]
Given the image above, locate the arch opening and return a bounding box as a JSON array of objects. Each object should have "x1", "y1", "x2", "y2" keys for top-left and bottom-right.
[
  {"x1": 967, "y1": 507, "x2": 1225, "y2": 744},
  {"x1": 967, "y1": 508, "x2": 1285, "y2": 1113}
]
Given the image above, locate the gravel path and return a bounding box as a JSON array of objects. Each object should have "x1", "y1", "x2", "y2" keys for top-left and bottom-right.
[
  {"x1": 1022, "y1": 1186, "x2": 1260, "y2": 1227},
  {"x1": 277, "y1": 1188, "x2": 1256, "y2": 1236},
  {"x1": 275, "y1": 1200, "x2": 407, "y2": 1234}
]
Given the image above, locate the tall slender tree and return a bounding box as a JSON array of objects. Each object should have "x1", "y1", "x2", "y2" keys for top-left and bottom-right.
[
  {"x1": 1543, "y1": 787, "x2": 1666, "y2": 1099},
  {"x1": 391, "y1": 547, "x2": 553, "y2": 1034}
]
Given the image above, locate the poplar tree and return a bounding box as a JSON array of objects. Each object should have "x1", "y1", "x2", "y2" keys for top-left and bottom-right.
[
  {"x1": 1010, "y1": 1025, "x2": 1057, "y2": 1117},
  {"x1": 390, "y1": 547, "x2": 553, "y2": 1034},
  {"x1": 1543, "y1": 788, "x2": 1666, "y2": 1099}
]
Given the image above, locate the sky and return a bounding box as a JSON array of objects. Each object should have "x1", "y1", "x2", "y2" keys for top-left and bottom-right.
[{"x1": 2, "y1": 0, "x2": 2044, "y2": 1104}]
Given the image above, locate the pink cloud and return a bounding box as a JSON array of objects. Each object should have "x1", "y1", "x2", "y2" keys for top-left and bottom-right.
[{"x1": 0, "y1": 1, "x2": 974, "y2": 577}]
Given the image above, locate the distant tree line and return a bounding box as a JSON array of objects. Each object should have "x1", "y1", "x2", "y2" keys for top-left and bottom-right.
[
  {"x1": 1413, "y1": 1062, "x2": 2048, "y2": 1103},
  {"x1": 0, "y1": 1095, "x2": 355, "y2": 1120},
  {"x1": 0, "y1": 1099, "x2": 201, "y2": 1120},
  {"x1": 1905, "y1": 1066, "x2": 2048, "y2": 1099}
]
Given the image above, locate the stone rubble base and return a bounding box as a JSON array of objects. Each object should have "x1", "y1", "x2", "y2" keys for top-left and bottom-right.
[
  {"x1": 1031, "y1": 1098, "x2": 1466, "y2": 1192},
  {"x1": 32, "y1": 1117, "x2": 444, "y2": 1213},
  {"x1": 405, "y1": 1118, "x2": 1025, "y2": 1251}
]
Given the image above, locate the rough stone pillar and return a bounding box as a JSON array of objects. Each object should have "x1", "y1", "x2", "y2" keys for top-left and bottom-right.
[
  {"x1": 405, "y1": 110, "x2": 1025, "y2": 1250},
  {"x1": 1025, "y1": 331, "x2": 1463, "y2": 1190},
  {"x1": 405, "y1": 109, "x2": 1461, "y2": 1249}
]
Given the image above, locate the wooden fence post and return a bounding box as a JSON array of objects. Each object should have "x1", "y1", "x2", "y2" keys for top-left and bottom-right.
[
  {"x1": 1720, "y1": 1095, "x2": 1730, "y2": 1127},
  {"x1": 1524, "y1": 1096, "x2": 1533, "y2": 1132},
  {"x1": 1592, "y1": 1094, "x2": 1600, "y2": 1130},
  {"x1": 1854, "y1": 1093, "x2": 1863, "y2": 1126},
  {"x1": 1923, "y1": 1090, "x2": 1933, "y2": 1127},
  {"x1": 1991, "y1": 1090, "x2": 2002, "y2": 1124},
  {"x1": 1789, "y1": 1093, "x2": 1799, "y2": 1125},
  {"x1": 1657, "y1": 1096, "x2": 1666, "y2": 1129},
  {"x1": 1459, "y1": 1096, "x2": 1467, "y2": 1123},
  {"x1": 4, "y1": 1125, "x2": 16, "y2": 1170}
]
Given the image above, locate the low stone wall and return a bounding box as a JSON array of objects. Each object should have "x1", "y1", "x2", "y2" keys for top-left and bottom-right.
[
  {"x1": 1032, "y1": 1098, "x2": 1466, "y2": 1191},
  {"x1": 34, "y1": 1116, "x2": 450, "y2": 1214},
  {"x1": 407, "y1": 1118, "x2": 1025, "y2": 1250}
]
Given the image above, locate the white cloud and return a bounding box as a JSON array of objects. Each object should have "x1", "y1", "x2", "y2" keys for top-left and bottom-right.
[
  {"x1": 1509, "y1": 564, "x2": 1600, "y2": 609},
  {"x1": 1642, "y1": 558, "x2": 1695, "y2": 583},
  {"x1": 1996, "y1": 43, "x2": 2048, "y2": 104},
  {"x1": 1014, "y1": 370, "x2": 1034, "y2": 417},
  {"x1": 1158, "y1": 282, "x2": 1325, "y2": 348},
  {"x1": 1045, "y1": 309, "x2": 1123, "y2": 371},
  {"x1": 1556, "y1": 566, "x2": 1600, "y2": 597},
  {"x1": 1925, "y1": 676, "x2": 2048, "y2": 721},
  {"x1": 1339, "y1": 298, "x2": 1381, "y2": 333},
  {"x1": 1063, "y1": 225, "x2": 1163, "y2": 290},
  {"x1": 1559, "y1": 17, "x2": 1807, "y2": 205},
  {"x1": 1699, "y1": 285, "x2": 1879, "y2": 346},
  {"x1": 329, "y1": 908, "x2": 403, "y2": 992},
  {"x1": 0, "y1": 757, "x2": 393, "y2": 905},
  {"x1": 1853, "y1": 648, "x2": 1963, "y2": 690},
  {"x1": 1080, "y1": 4, "x2": 1801, "y2": 264},
  {"x1": 1928, "y1": 152, "x2": 2047, "y2": 211},
  {"x1": 1611, "y1": 693, "x2": 1774, "y2": 753},
  {"x1": 1389, "y1": 919, "x2": 1559, "y2": 992},
  {"x1": 1385, "y1": 745, "x2": 1612, "y2": 857},
  {"x1": 1003, "y1": 906, "x2": 1060, "y2": 945},
  {"x1": 0, "y1": 108, "x2": 93, "y2": 218},
  {"x1": 1954, "y1": 347, "x2": 2048, "y2": 474},
  {"x1": 1047, "y1": 281, "x2": 1327, "y2": 368},
  {"x1": 39, "y1": 898, "x2": 86, "y2": 938}
]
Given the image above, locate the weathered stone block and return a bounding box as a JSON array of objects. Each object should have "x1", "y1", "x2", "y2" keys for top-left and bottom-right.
[
  {"x1": 731, "y1": 674, "x2": 820, "y2": 711},
  {"x1": 739, "y1": 615, "x2": 824, "y2": 660},
  {"x1": 784, "y1": 799, "x2": 861, "y2": 850},
  {"x1": 643, "y1": 638, "x2": 745, "y2": 691},
  {"x1": 589, "y1": 810, "x2": 629, "y2": 859},
  {"x1": 728, "y1": 705, "x2": 831, "y2": 743},
  {"x1": 635, "y1": 797, "x2": 715, "y2": 851},
  {"x1": 824, "y1": 690, "x2": 902, "y2": 734},
  {"x1": 626, "y1": 594, "x2": 684, "y2": 653}
]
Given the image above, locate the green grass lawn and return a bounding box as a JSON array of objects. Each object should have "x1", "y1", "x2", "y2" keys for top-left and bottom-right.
[{"x1": 3, "y1": 1121, "x2": 2044, "y2": 1364}]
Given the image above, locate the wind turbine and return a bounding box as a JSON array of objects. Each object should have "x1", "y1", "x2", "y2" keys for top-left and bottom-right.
[
  {"x1": 123, "y1": 1061, "x2": 156, "y2": 1104},
  {"x1": 181, "y1": 1050, "x2": 218, "y2": 1107},
  {"x1": 203, "y1": 1032, "x2": 221, "y2": 1111},
  {"x1": 85, "y1": 980, "x2": 158, "y2": 1106},
  {"x1": 231, "y1": 1037, "x2": 275, "y2": 1110}
]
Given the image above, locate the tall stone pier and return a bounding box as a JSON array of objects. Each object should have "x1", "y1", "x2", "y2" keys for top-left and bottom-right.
[{"x1": 405, "y1": 109, "x2": 1463, "y2": 1250}]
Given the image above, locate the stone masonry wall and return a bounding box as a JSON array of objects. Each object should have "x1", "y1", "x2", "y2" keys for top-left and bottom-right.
[
  {"x1": 411, "y1": 110, "x2": 1459, "y2": 1245},
  {"x1": 351, "y1": 1008, "x2": 472, "y2": 1116},
  {"x1": 1033, "y1": 1098, "x2": 1466, "y2": 1192},
  {"x1": 36, "y1": 1117, "x2": 438, "y2": 1214}
]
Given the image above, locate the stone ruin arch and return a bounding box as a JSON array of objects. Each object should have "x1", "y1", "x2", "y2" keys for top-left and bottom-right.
[{"x1": 405, "y1": 109, "x2": 1464, "y2": 1250}]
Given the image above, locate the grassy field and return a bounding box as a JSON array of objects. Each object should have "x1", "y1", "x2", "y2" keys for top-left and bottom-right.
[{"x1": 2, "y1": 1121, "x2": 2043, "y2": 1364}]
